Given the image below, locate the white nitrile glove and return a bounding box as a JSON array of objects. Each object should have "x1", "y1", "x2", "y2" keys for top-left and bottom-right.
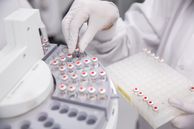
[
  {"x1": 62, "y1": 0, "x2": 119, "y2": 53},
  {"x1": 169, "y1": 98, "x2": 194, "y2": 129}
]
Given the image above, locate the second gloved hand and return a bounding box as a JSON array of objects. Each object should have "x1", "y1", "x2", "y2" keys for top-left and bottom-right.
[
  {"x1": 62, "y1": 0, "x2": 119, "y2": 53},
  {"x1": 169, "y1": 98, "x2": 194, "y2": 129}
]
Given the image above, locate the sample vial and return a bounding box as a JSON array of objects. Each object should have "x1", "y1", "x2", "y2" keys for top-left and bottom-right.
[
  {"x1": 191, "y1": 86, "x2": 194, "y2": 92},
  {"x1": 159, "y1": 59, "x2": 164, "y2": 63},
  {"x1": 138, "y1": 91, "x2": 143, "y2": 96},
  {"x1": 146, "y1": 50, "x2": 151, "y2": 54},
  {"x1": 50, "y1": 59, "x2": 59, "y2": 66},
  {"x1": 58, "y1": 83, "x2": 67, "y2": 94},
  {"x1": 71, "y1": 74, "x2": 78, "y2": 83},
  {"x1": 143, "y1": 48, "x2": 148, "y2": 52},
  {"x1": 148, "y1": 101, "x2": 154, "y2": 106},
  {"x1": 67, "y1": 85, "x2": 77, "y2": 98},
  {"x1": 133, "y1": 88, "x2": 139, "y2": 92},
  {"x1": 87, "y1": 86, "x2": 96, "y2": 100},
  {"x1": 50, "y1": 59, "x2": 59, "y2": 71},
  {"x1": 61, "y1": 74, "x2": 69, "y2": 84},
  {"x1": 67, "y1": 54, "x2": 73, "y2": 62},
  {"x1": 152, "y1": 106, "x2": 159, "y2": 112},
  {"x1": 98, "y1": 88, "x2": 107, "y2": 100},
  {"x1": 41, "y1": 37, "x2": 49, "y2": 44},
  {"x1": 75, "y1": 60, "x2": 82, "y2": 70},
  {"x1": 99, "y1": 71, "x2": 106, "y2": 81},
  {"x1": 58, "y1": 65, "x2": 66, "y2": 74},
  {"x1": 83, "y1": 59, "x2": 91, "y2": 67},
  {"x1": 78, "y1": 86, "x2": 86, "y2": 99},
  {"x1": 151, "y1": 53, "x2": 155, "y2": 57},
  {"x1": 154, "y1": 56, "x2": 160, "y2": 60},
  {"x1": 67, "y1": 64, "x2": 75, "y2": 73},
  {"x1": 143, "y1": 96, "x2": 149, "y2": 102},
  {"x1": 74, "y1": 48, "x2": 80, "y2": 58},
  {"x1": 91, "y1": 57, "x2": 98, "y2": 68},
  {"x1": 90, "y1": 71, "x2": 97, "y2": 82},
  {"x1": 60, "y1": 55, "x2": 66, "y2": 64},
  {"x1": 81, "y1": 71, "x2": 88, "y2": 82}
]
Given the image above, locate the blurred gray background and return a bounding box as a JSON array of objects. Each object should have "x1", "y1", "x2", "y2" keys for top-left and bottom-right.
[{"x1": 109, "y1": 0, "x2": 144, "y2": 18}]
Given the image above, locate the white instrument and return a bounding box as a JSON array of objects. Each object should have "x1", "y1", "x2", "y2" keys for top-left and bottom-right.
[{"x1": 0, "y1": 9, "x2": 53, "y2": 118}]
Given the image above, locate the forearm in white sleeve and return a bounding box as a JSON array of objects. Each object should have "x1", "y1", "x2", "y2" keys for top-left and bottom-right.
[
  {"x1": 86, "y1": 0, "x2": 171, "y2": 66},
  {"x1": 18, "y1": 0, "x2": 32, "y2": 8}
]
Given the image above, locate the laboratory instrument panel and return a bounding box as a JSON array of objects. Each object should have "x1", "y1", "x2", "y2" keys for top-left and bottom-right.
[
  {"x1": 106, "y1": 49, "x2": 194, "y2": 129},
  {"x1": 0, "y1": 43, "x2": 118, "y2": 129}
]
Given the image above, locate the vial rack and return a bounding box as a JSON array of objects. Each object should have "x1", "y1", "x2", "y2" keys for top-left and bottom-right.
[
  {"x1": 46, "y1": 45, "x2": 114, "y2": 119},
  {"x1": 106, "y1": 49, "x2": 194, "y2": 129}
]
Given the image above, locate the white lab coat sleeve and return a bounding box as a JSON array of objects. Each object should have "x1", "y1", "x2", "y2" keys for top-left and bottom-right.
[
  {"x1": 18, "y1": 0, "x2": 32, "y2": 8},
  {"x1": 86, "y1": 0, "x2": 172, "y2": 66}
]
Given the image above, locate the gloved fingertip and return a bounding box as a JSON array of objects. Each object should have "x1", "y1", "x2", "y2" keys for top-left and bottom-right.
[
  {"x1": 68, "y1": 48, "x2": 74, "y2": 54},
  {"x1": 171, "y1": 117, "x2": 187, "y2": 129},
  {"x1": 79, "y1": 42, "x2": 87, "y2": 53},
  {"x1": 171, "y1": 119, "x2": 180, "y2": 128}
]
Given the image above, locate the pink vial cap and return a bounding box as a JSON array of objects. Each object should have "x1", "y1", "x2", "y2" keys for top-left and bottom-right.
[
  {"x1": 133, "y1": 88, "x2": 139, "y2": 92},
  {"x1": 90, "y1": 71, "x2": 96, "y2": 76},
  {"x1": 148, "y1": 101, "x2": 154, "y2": 106},
  {"x1": 92, "y1": 57, "x2": 98, "y2": 62},
  {"x1": 153, "y1": 106, "x2": 159, "y2": 112},
  {"x1": 62, "y1": 75, "x2": 68, "y2": 80},
  {"x1": 67, "y1": 54, "x2": 72, "y2": 58}
]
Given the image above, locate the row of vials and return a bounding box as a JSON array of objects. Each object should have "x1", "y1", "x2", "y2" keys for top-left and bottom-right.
[
  {"x1": 60, "y1": 70, "x2": 107, "y2": 84},
  {"x1": 143, "y1": 48, "x2": 164, "y2": 63},
  {"x1": 50, "y1": 56, "x2": 99, "y2": 72},
  {"x1": 58, "y1": 84, "x2": 107, "y2": 100},
  {"x1": 132, "y1": 88, "x2": 159, "y2": 112}
]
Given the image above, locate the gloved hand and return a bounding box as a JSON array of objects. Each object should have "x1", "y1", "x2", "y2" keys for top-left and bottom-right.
[
  {"x1": 169, "y1": 98, "x2": 194, "y2": 129},
  {"x1": 62, "y1": 0, "x2": 119, "y2": 53}
]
